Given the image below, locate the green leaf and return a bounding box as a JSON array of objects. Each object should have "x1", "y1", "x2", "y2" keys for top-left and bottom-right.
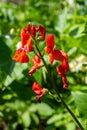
[
  {"x1": 33, "y1": 69, "x2": 42, "y2": 84},
  {"x1": 69, "y1": 26, "x2": 79, "y2": 37},
  {"x1": 72, "y1": 91, "x2": 87, "y2": 120},
  {"x1": 55, "y1": 8, "x2": 68, "y2": 33},
  {"x1": 80, "y1": 35, "x2": 87, "y2": 55},
  {"x1": 47, "y1": 114, "x2": 63, "y2": 124},
  {"x1": 36, "y1": 102, "x2": 55, "y2": 118},
  {"x1": 31, "y1": 113, "x2": 39, "y2": 125},
  {"x1": 21, "y1": 110, "x2": 31, "y2": 127},
  {"x1": 69, "y1": 24, "x2": 85, "y2": 37},
  {"x1": 66, "y1": 122, "x2": 76, "y2": 130}
]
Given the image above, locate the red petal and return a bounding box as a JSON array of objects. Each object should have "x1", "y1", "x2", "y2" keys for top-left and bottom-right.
[
  {"x1": 32, "y1": 82, "x2": 43, "y2": 95},
  {"x1": 51, "y1": 50, "x2": 68, "y2": 61},
  {"x1": 37, "y1": 25, "x2": 46, "y2": 40},
  {"x1": 62, "y1": 60, "x2": 69, "y2": 73},
  {"x1": 49, "y1": 52, "x2": 54, "y2": 64},
  {"x1": 13, "y1": 48, "x2": 29, "y2": 63},
  {"x1": 28, "y1": 66, "x2": 36, "y2": 76},
  {"x1": 62, "y1": 75, "x2": 68, "y2": 88},
  {"x1": 24, "y1": 37, "x2": 33, "y2": 52},
  {"x1": 31, "y1": 25, "x2": 36, "y2": 37},
  {"x1": 25, "y1": 24, "x2": 31, "y2": 32},
  {"x1": 45, "y1": 34, "x2": 54, "y2": 53},
  {"x1": 21, "y1": 29, "x2": 30, "y2": 47},
  {"x1": 32, "y1": 54, "x2": 41, "y2": 66}
]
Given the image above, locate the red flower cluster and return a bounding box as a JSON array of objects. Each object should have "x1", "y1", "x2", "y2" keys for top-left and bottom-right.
[
  {"x1": 13, "y1": 23, "x2": 46, "y2": 63},
  {"x1": 13, "y1": 23, "x2": 69, "y2": 101},
  {"x1": 32, "y1": 82, "x2": 47, "y2": 102},
  {"x1": 13, "y1": 23, "x2": 46, "y2": 75},
  {"x1": 13, "y1": 24, "x2": 46, "y2": 101},
  {"x1": 45, "y1": 34, "x2": 69, "y2": 88}
]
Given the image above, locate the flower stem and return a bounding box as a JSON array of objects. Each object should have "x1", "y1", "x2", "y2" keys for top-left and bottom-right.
[
  {"x1": 34, "y1": 39, "x2": 84, "y2": 130},
  {"x1": 50, "y1": 75, "x2": 84, "y2": 130}
]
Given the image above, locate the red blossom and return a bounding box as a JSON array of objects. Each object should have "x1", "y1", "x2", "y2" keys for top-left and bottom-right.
[
  {"x1": 32, "y1": 82, "x2": 47, "y2": 101},
  {"x1": 25, "y1": 24, "x2": 36, "y2": 37},
  {"x1": 25, "y1": 24, "x2": 31, "y2": 32},
  {"x1": 45, "y1": 34, "x2": 55, "y2": 54},
  {"x1": 31, "y1": 25, "x2": 36, "y2": 37},
  {"x1": 21, "y1": 29, "x2": 30, "y2": 48},
  {"x1": 13, "y1": 48, "x2": 29, "y2": 63},
  {"x1": 37, "y1": 25, "x2": 46, "y2": 40},
  {"x1": 49, "y1": 50, "x2": 68, "y2": 64},
  {"x1": 28, "y1": 66, "x2": 37, "y2": 76},
  {"x1": 29, "y1": 54, "x2": 42, "y2": 76},
  {"x1": 53, "y1": 51, "x2": 69, "y2": 88},
  {"x1": 32, "y1": 54, "x2": 41, "y2": 66},
  {"x1": 24, "y1": 37, "x2": 33, "y2": 52},
  {"x1": 48, "y1": 49, "x2": 69, "y2": 88}
]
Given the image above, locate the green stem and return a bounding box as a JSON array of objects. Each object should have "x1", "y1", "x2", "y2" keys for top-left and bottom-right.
[
  {"x1": 50, "y1": 75, "x2": 84, "y2": 130},
  {"x1": 34, "y1": 39, "x2": 84, "y2": 130}
]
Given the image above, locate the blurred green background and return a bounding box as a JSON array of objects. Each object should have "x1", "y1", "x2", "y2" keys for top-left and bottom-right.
[{"x1": 0, "y1": 0, "x2": 87, "y2": 130}]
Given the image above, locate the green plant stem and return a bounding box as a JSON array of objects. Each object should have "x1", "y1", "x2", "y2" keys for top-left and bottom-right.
[
  {"x1": 50, "y1": 75, "x2": 84, "y2": 130},
  {"x1": 34, "y1": 40, "x2": 84, "y2": 130}
]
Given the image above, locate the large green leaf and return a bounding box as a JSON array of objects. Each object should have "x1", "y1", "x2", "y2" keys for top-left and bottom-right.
[
  {"x1": 55, "y1": 8, "x2": 68, "y2": 33},
  {"x1": 21, "y1": 110, "x2": 31, "y2": 127},
  {"x1": 36, "y1": 102, "x2": 55, "y2": 118},
  {"x1": 72, "y1": 91, "x2": 87, "y2": 120}
]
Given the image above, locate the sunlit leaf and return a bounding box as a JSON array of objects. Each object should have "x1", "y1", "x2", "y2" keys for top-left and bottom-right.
[
  {"x1": 72, "y1": 91, "x2": 87, "y2": 120},
  {"x1": 36, "y1": 102, "x2": 55, "y2": 117}
]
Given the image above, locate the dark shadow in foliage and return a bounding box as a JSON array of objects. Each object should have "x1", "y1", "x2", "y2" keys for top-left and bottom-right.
[
  {"x1": 0, "y1": 36, "x2": 12, "y2": 72},
  {"x1": 0, "y1": 36, "x2": 13, "y2": 88},
  {"x1": 9, "y1": 80, "x2": 34, "y2": 101}
]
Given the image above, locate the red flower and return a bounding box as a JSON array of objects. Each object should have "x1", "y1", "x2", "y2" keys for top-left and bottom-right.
[
  {"x1": 48, "y1": 49, "x2": 69, "y2": 88},
  {"x1": 13, "y1": 48, "x2": 29, "y2": 63},
  {"x1": 32, "y1": 82, "x2": 47, "y2": 101},
  {"x1": 25, "y1": 24, "x2": 36, "y2": 37},
  {"x1": 32, "y1": 54, "x2": 41, "y2": 66},
  {"x1": 37, "y1": 25, "x2": 46, "y2": 40},
  {"x1": 24, "y1": 37, "x2": 33, "y2": 52},
  {"x1": 29, "y1": 54, "x2": 42, "y2": 76},
  {"x1": 45, "y1": 34, "x2": 55, "y2": 54},
  {"x1": 31, "y1": 25, "x2": 36, "y2": 37},
  {"x1": 25, "y1": 24, "x2": 31, "y2": 32},
  {"x1": 49, "y1": 50, "x2": 68, "y2": 64},
  {"x1": 21, "y1": 29, "x2": 30, "y2": 48}
]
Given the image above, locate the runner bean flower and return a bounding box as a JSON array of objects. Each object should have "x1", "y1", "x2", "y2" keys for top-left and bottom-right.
[
  {"x1": 32, "y1": 82, "x2": 47, "y2": 102},
  {"x1": 12, "y1": 23, "x2": 84, "y2": 129},
  {"x1": 13, "y1": 23, "x2": 46, "y2": 63},
  {"x1": 45, "y1": 34, "x2": 69, "y2": 88},
  {"x1": 29, "y1": 54, "x2": 42, "y2": 76},
  {"x1": 13, "y1": 48, "x2": 29, "y2": 63}
]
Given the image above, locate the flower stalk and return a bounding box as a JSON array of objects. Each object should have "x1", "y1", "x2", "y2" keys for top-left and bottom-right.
[
  {"x1": 13, "y1": 23, "x2": 84, "y2": 130},
  {"x1": 34, "y1": 39, "x2": 84, "y2": 130}
]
